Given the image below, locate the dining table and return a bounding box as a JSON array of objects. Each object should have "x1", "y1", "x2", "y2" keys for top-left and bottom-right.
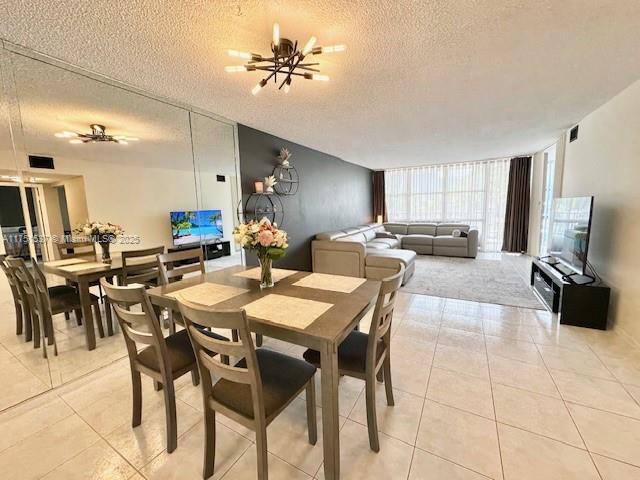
[{"x1": 146, "y1": 264, "x2": 381, "y2": 480}]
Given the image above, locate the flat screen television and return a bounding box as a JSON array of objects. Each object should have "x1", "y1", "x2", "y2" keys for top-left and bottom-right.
[
  {"x1": 547, "y1": 196, "x2": 594, "y2": 275},
  {"x1": 170, "y1": 209, "x2": 223, "y2": 246}
]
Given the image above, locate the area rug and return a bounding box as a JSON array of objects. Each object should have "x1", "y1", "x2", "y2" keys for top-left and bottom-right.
[{"x1": 402, "y1": 256, "x2": 543, "y2": 309}]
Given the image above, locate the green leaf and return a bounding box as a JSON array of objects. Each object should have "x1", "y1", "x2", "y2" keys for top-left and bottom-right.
[{"x1": 266, "y1": 247, "x2": 286, "y2": 259}]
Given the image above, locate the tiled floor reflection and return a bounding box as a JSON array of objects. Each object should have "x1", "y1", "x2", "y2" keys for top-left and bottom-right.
[{"x1": 2, "y1": 261, "x2": 640, "y2": 478}]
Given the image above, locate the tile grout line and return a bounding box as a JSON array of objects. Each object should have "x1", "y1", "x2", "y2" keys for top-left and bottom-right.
[
  {"x1": 483, "y1": 311, "x2": 506, "y2": 480},
  {"x1": 406, "y1": 301, "x2": 444, "y2": 480},
  {"x1": 533, "y1": 341, "x2": 604, "y2": 480}
]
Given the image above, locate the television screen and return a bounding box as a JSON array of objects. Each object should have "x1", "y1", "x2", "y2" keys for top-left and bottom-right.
[
  {"x1": 170, "y1": 209, "x2": 223, "y2": 246},
  {"x1": 548, "y1": 196, "x2": 593, "y2": 275}
]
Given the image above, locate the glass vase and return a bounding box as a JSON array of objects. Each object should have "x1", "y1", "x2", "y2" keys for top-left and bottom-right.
[
  {"x1": 98, "y1": 240, "x2": 112, "y2": 264},
  {"x1": 258, "y1": 255, "x2": 273, "y2": 289}
]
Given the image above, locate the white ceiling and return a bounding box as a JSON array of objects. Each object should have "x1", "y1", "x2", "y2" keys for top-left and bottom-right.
[{"x1": 2, "y1": 0, "x2": 640, "y2": 169}]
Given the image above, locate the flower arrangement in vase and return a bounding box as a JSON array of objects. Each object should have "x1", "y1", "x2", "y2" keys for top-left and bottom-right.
[
  {"x1": 73, "y1": 221, "x2": 124, "y2": 264},
  {"x1": 264, "y1": 175, "x2": 277, "y2": 193},
  {"x1": 277, "y1": 147, "x2": 292, "y2": 167},
  {"x1": 233, "y1": 217, "x2": 288, "y2": 288}
]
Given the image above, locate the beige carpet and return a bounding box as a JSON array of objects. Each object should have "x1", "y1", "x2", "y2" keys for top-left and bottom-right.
[{"x1": 402, "y1": 256, "x2": 544, "y2": 309}]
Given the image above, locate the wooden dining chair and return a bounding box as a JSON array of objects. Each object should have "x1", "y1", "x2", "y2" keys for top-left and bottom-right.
[
  {"x1": 177, "y1": 300, "x2": 317, "y2": 480},
  {"x1": 100, "y1": 278, "x2": 202, "y2": 453},
  {"x1": 121, "y1": 246, "x2": 165, "y2": 287},
  {"x1": 1, "y1": 254, "x2": 31, "y2": 338},
  {"x1": 55, "y1": 239, "x2": 105, "y2": 303},
  {"x1": 156, "y1": 248, "x2": 204, "y2": 285},
  {"x1": 303, "y1": 265, "x2": 405, "y2": 452}
]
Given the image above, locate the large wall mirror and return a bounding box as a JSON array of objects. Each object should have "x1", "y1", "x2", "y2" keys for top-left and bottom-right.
[{"x1": 0, "y1": 44, "x2": 242, "y2": 411}]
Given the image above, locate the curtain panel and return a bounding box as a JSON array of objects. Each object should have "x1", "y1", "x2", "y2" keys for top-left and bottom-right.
[
  {"x1": 372, "y1": 170, "x2": 387, "y2": 222},
  {"x1": 502, "y1": 156, "x2": 532, "y2": 253},
  {"x1": 384, "y1": 159, "x2": 510, "y2": 251}
]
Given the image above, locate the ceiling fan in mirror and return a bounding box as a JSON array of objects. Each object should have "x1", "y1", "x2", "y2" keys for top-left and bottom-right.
[
  {"x1": 55, "y1": 124, "x2": 139, "y2": 144},
  {"x1": 225, "y1": 23, "x2": 345, "y2": 95}
]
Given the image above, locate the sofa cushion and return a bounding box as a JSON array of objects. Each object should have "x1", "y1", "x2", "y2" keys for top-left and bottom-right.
[
  {"x1": 367, "y1": 238, "x2": 400, "y2": 249},
  {"x1": 383, "y1": 223, "x2": 408, "y2": 235},
  {"x1": 407, "y1": 223, "x2": 437, "y2": 235},
  {"x1": 433, "y1": 235, "x2": 468, "y2": 248},
  {"x1": 363, "y1": 229, "x2": 376, "y2": 242},
  {"x1": 436, "y1": 223, "x2": 470, "y2": 236},
  {"x1": 316, "y1": 230, "x2": 346, "y2": 241},
  {"x1": 402, "y1": 234, "x2": 434, "y2": 246},
  {"x1": 336, "y1": 233, "x2": 366, "y2": 243},
  {"x1": 366, "y1": 249, "x2": 416, "y2": 268}
]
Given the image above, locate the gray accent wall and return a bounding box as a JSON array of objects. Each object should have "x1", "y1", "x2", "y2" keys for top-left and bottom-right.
[{"x1": 238, "y1": 125, "x2": 373, "y2": 271}]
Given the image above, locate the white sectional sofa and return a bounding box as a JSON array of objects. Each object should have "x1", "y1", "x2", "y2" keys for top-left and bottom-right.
[{"x1": 384, "y1": 222, "x2": 479, "y2": 258}]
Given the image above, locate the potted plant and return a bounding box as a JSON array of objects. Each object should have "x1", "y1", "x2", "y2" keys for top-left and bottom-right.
[
  {"x1": 74, "y1": 221, "x2": 124, "y2": 264},
  {"x1": 233, "y1": 217, "x2": 288, "y2": 288}
]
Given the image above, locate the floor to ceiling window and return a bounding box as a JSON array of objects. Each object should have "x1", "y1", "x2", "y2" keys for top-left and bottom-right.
[
  {"x1": 385, "y1": 158, "x2": 510, "y2": 251},
  {"x1": 538, "y1": 144, "x2": 557, "y2": 255}
]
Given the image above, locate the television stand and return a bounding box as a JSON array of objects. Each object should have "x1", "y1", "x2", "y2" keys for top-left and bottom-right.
[
  {"x1": 168, "y1": 240, "x2": 231, "y2": 262},
  {"x1": 530, "y1": 257, "x2": 610, "y2": 330}
]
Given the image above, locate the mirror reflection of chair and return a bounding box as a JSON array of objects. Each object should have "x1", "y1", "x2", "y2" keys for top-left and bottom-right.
[
  {"x1": 100, "y1": 279, "x2": 201, "y2": 453},
  {"x1": 303, "y1": 265, "x2": 405, "y2": 452},
  {"x1": 1, "y1": 254, "x2": 32, "y2": 339},
  {"x1": 121, "y1": 246, "x2": 165, "y2": 287},
  {"x1": 177, "y1": 300, "x2": 317, "y2": 480},
  {"x1": 55, "y1": 239, "x2": 105, "y2": 304}
]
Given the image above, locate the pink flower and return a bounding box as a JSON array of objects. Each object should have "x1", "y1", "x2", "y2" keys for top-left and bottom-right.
[{"x1": 258, "y1": 229, "x2": 274, "y2": 247}]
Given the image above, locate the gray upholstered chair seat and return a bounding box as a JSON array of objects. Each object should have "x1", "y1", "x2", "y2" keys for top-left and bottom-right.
[
  {"x1": 401, "y1": 234, "x2": 434, "y2": 246},
  {"x1": 48, "y1": 284, "x2": 77, "y2": 297},
  {"x1": 303, "y1": 331, "x2": 384, "y2": 374},
  {"x1": 211, "y1": 348, "x2": 316, "y2": 420},
  {"x1": 137, "y1": 329, "x2": 197, "y2": 373},
  {"x1": 433, "y1": 235, "x2": 468, "y2": 247}
]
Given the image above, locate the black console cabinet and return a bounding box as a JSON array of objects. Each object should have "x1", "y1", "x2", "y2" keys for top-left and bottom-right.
[
  {"x1": 530, "y1": 258, "x2": 610, "y2": 330},
  {"x1": 168, "y1": 241, "x2": 231, "y2": 262}
]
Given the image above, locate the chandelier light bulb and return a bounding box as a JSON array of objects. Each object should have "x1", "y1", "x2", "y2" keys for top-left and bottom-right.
[
  {"x1": 227, "y1": 49, "x2": 252, "y2": 60},
  {"x1": 283, "y1": 79, "x2": 291, "y2": 93},
  {"x1": 252, "y1": 79, "x2": 267, "y2": 95},
  {"x1": 312, "y1": 74, "x2": 330, "y2": 81},
  {"x1": 302, "y1": 36, "x2": 317, "y2": 56},
  {"x1": 69, "y1": 139, "x2": 83, "y2": 144},
  {"x1": 273, "y1": 23, "x2": 280, "y2": 47}
]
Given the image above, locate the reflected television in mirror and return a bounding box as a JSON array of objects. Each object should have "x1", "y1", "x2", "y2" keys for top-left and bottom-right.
[
  {"x1": 170, "y1": 209, "x2": 223, "y2": 246},
  {"x1": 548, "y1": 196, "x2": 594, "y2": 275}
]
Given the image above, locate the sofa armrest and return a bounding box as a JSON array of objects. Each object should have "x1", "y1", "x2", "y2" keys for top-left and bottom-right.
[
  {"x1": 311, "y1": 240, "x2": 366, "y2": 278},
  {"x1": 467, "y1": 229, "x2": 479, "y2": 258}
]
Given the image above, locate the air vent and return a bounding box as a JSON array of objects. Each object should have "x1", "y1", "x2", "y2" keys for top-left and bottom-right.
[
  {"x1": 216, "y1": 175, "x2": 226, "y2": 182},
  {"x1": 28, "y1": 155, "x2": 55, "y2": 169},
  {"x1": 569, "y1": 125, "x2": 579, "y2": 143}
]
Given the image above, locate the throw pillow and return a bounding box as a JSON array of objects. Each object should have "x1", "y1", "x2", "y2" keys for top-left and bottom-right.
[
  {"x1": 452, "y1": 229, "x2": 461, "y2": 237},
  {"x1": 376, "y1": 232, "x2": 397, "y2": 239}
]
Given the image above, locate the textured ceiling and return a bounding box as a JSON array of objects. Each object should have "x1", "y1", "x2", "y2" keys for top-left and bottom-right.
[{"x1": 2, "y1": 0, "x2": 640, "y2": 169}]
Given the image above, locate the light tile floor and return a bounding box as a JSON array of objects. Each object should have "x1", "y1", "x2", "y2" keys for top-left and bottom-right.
[{"x1": 2, "y1": 264, "x2": 640, "y2": 478}]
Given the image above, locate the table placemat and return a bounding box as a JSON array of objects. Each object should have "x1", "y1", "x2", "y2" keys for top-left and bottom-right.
[
  {"x1": 242, "y1": 294, "x2": 333, "y2": 329},
  {"x1": 46, "y1": 258, "x2": 88, "y2": 267},
  {"x1": 59, "y1": 262, "x2": 108, "y2": 272},
  {"x1": 167, "y1": 282, "x2": 249, "y2": 307},
  {"x1": 234, "y1": 267, "x2": 299, "y2": 282},
  {"x1": 292, "y1": 272, "x2": 367, "y2": 293}
]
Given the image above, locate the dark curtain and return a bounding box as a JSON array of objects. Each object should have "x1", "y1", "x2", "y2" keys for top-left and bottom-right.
[
  {"x1": 502, "y1": 156, "x2": 532, "y2": 252},
  {"x1": 372, "y1": 170, "x2": 387, "y2": 222}
]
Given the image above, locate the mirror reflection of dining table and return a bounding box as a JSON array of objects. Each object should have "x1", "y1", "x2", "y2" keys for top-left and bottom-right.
[
  {"x1": 146, "y1": 265, "x2": 380, "y2": 480},
  {"x1": 42, "y1": 256, "x2": 125, "y2": 350}
]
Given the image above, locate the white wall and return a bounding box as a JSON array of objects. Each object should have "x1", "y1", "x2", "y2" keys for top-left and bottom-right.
[
  {"x1": 527, "y1": 150, "x2": 545, "y2": 256},
  {"x1": 561, "y1": 78, "x2": 640, "y2": 344}
]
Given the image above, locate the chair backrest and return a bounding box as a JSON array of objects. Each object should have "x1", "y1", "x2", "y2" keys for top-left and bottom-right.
[
  {"x1": 366, "y1": 265, "x2": 405, "y2": 370},
  {"x1": 0, "y1": 254, "x2": 20, "y2": 298},
  {"x1": 121, "y1": 246, "x2": 165, "y2": 286},
  {"x1": 177, "y1": 299, "x2": 264, "y2": 420},
  {"x1": 157, "y1": 248, "x2": 204, "y2": 285},
  {"x1": 55, "y1": 240, "x2": 96, "y2": 260},
  {"x1": 30, "y1": 259, "x2": 54, "y2": 318},
  {"x1": 100, "y1": 278, "x2": 171, "y2": 375}
]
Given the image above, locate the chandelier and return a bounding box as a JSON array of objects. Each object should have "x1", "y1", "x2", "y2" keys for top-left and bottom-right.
[
  {"x1": 55, "y1": 124, "x2": 139, "y2": 145},
  {"x1": 225, "y1": 23, "x2": 345, "y2": 95}
]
